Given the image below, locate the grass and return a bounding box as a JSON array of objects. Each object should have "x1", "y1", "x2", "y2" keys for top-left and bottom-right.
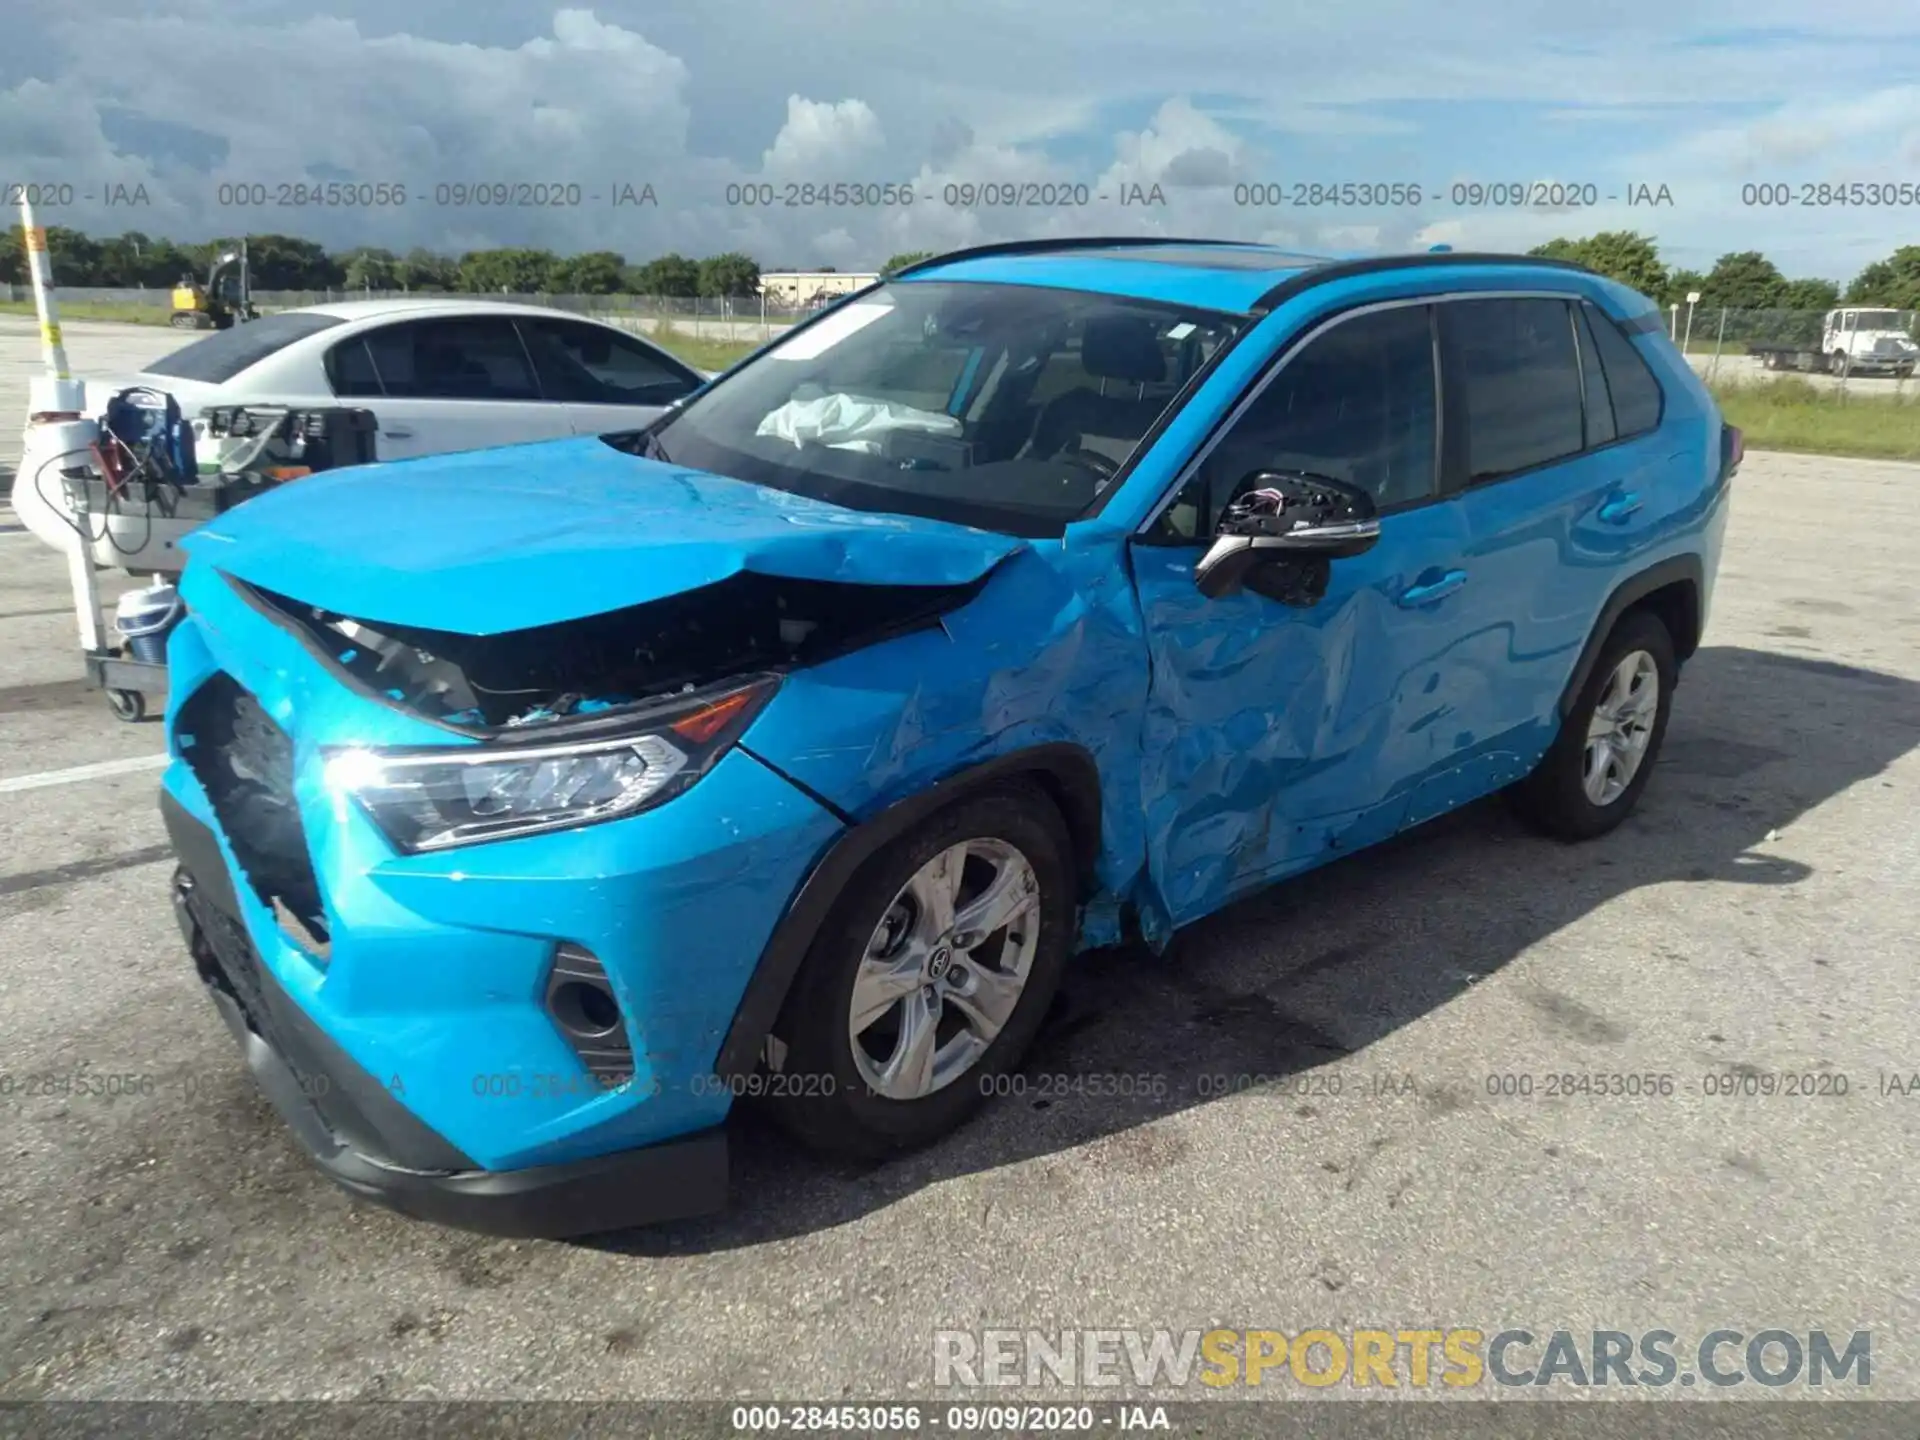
[
  {"x1": 1712, "y1": 377, "x2": 1920, "y2": 462},
  {"x1": 647, "y1": 320, "x2": 761, "y2": 373},
  {"x1": 0, "y1": 298, "x2": 175, "y2": 325}
]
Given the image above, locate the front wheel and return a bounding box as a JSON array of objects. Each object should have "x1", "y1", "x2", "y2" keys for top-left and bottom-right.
[
  {"x1": 1510, "y1": 610, "x2": 1676, "y2": 841},
  {"x1": 766, "y1": 786, "x2": 1076, "y2": 1161}
]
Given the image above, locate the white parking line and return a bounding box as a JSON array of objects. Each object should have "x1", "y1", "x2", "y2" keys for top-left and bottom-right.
[{"x1": 0, "y1": 753, "x2": 168, "y2": 794}]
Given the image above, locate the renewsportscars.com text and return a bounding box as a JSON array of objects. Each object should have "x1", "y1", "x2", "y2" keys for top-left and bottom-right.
[{"x1": 933, "y1": 1327, "x2": 1871, "y2": 1390}]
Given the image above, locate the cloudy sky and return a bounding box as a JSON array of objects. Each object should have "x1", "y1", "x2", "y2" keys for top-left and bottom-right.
[{"x1": 6, "y1": 0, "x2": 1920, "y2": 283}]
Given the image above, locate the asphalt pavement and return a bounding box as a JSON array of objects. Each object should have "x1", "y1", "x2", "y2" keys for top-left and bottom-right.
[{"x1": 1, "y1": 323, "x2": 1918, "y2": 1414}]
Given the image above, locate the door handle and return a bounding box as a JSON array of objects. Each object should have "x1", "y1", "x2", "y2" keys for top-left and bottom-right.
[
  {"x1": 1598, "y1": 491, "x2": 1642, "y2": 524},
  {"x1": 1396, "y1": 569, "x2": 1468, "y2": 607},
  {"x1": 381, "y1": 426, "x2": 414, "y2": 439}
]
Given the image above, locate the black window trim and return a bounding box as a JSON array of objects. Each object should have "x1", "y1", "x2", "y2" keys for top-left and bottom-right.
[
  {"x1": 323, "y1": 314, "x2": 549, "y2": 403},
  {"x1": 511, "y1": 314, "x2": 704, "y2": 402}
]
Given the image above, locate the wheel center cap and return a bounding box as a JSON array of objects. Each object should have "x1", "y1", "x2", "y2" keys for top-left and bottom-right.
[{"x1": 927, "y1": 945, "x2": 953, "y2": 981}]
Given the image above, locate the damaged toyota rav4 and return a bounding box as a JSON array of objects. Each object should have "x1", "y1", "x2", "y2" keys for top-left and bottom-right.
[{"x1": 160, "y1": 241, "x2": 1736, "y2": 1236}]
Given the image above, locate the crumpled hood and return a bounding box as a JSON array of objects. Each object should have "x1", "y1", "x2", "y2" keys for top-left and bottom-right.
[{"x1": 182, "y1": 436, "x2": 1025, "y2": 632}]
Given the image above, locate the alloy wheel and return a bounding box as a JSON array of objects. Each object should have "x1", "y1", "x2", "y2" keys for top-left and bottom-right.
[
  {"x1": 847, "y1": 838, "x2": 1041, "y2": 1101},
  {"x1": 1583, "y1": 649, "x2": 1660, "y2": 806}
]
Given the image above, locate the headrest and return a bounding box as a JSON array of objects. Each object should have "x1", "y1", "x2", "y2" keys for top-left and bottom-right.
[{"x1": 1080, "y1": 315, "x2": 1166, "y2": 384}]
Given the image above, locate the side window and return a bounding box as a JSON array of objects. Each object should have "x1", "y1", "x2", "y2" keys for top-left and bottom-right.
[
  {"x1": 1146, "y1": 304, "x2": 1438, "y2": 542},
  {"x1": 1443, "y1": 298, "x2": 1584, "y2": 483},
  {"x1": 519, "y1": 319, "x2": 700, "y2": 406},
  {"x1": 362, "y1": 319, "x2": 540, "y2": 401},
  {"x1": 325, "y1": 337, "x2": 383, "y2": 398},
  {"x1": 1572, "y1": 305, "x2": 1616, "y2": 448},
  {"x1": 1580, "y1": 302, "x2": 1663, "y2": 438}
]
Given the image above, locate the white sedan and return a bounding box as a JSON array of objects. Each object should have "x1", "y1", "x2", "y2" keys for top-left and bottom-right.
[{"x1": 13, "y1": 298, "x2": 709, "y2": 566}]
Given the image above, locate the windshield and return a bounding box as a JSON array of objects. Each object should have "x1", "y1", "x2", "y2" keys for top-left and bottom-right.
[
  {"x1": 1849, "y1": 310, "x2": 1907, "y2": 330},
  {"x1": 633, "y1": 281, "x2": 1246, "y2": 536},
  {"x1": 144, "y1": 312, "x2": 344, "y2": 383}
]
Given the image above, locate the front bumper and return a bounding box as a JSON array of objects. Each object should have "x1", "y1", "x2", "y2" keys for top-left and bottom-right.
[{"x1": 164, "y1": 790, "x2": 729, "y2": 1238}]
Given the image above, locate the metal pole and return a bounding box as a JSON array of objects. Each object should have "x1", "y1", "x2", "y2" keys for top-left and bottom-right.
[
  {"x1": 1682, "y1": 301, "x2": 1696, "y2": 356},
  {"x1": 19, "y1": 193, "x2": 106, "y2": 654}
]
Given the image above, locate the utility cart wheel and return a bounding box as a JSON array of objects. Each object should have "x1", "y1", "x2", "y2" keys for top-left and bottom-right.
[{"x1": 106, "y1": 689, "x2": 146, "y2": 723}]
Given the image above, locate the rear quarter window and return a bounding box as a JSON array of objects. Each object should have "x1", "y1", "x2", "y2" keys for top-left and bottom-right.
[
  {"x1": 1582, "y1": 302, "x2": 1664, "y2": 438},
  {"x1": 143, "y1": 313, "x2": 345, "y2": 383}
]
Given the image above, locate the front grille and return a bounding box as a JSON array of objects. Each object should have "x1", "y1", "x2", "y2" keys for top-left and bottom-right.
[{"x1": 178, "y1": 672, "x2": 330, "y2": 948}]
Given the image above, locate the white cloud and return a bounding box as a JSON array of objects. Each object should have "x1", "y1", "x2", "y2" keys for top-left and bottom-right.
[
  {"x1": 2, "y1": 2, "x2": 1918, "y2": 278},
  {"x1": 760, "y1": 96, "x2": 885, "y2": 175}
]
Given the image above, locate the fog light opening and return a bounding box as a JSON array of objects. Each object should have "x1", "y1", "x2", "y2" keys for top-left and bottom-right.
[{"x1": 551, "y1": 979, "x2": 622, "y2": 1039}]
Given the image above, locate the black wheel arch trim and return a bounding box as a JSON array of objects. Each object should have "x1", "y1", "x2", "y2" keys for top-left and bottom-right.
[
  {"x1": 713, "y1": 742, "x2": 1103, "y2": 1082},
  {"x1": 1557, "y1": 554, "x2": 1703, "y2": 720}
]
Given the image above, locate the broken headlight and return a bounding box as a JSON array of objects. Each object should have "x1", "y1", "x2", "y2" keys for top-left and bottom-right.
[{"x1": 321, "y1": 678, "x2": 777, "y2": 853}]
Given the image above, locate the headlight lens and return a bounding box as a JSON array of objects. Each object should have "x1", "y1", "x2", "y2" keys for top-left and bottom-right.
[{"x1": 323, "y1": 677, "x2": 775, "y2": 852}]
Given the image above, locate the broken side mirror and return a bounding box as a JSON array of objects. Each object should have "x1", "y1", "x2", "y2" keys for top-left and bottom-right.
[{"x1": 1193, "y1": 470, "x2": 1381, "y2": 600}]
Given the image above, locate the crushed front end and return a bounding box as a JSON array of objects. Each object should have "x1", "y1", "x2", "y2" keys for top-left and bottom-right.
[{"x1": 158, "y1": 563, "x2": 855, "y2": 1237}]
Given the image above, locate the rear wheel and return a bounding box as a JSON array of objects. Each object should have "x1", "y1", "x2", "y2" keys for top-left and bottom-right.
[
  {"x1": 1510, "y1": 610, "x2": 1675, "y2": 841},
  {"x1": 767, "y1": 786, "x2": 1076, "y2": 1161}
]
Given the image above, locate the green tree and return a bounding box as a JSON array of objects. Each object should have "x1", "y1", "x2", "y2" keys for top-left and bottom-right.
[
  {"x1": 457, "y1": 248, "x2": 559, "y2": 293},
  {"x1": 550, "y1": 250, "x2": 627, "y2": 294},
  {"x1": 12, "y1": 226, "x2": 106, "y2": 286},
  {"x1": 634, "y1": 252, "x2": 699, "y2": 297},
  {"x1": 1844, "y1": 246, "x2": 1920, "y2": 308},
  {"x1": 241, "y1": 234, "x2": 339, "y2": 288},
  {"x1": 339, "y1": 247, "x2": 402, "y2": 292},
  {"x1": 1661, "y1": 269, "x2": 1706, "y2": 310},
  {"x1": 1699, "y1": 251, "x2": 1787, "y2": 310},
  {"x1": 1529, "y1": 232, "x2": 1667, "y2": 298},
  {"x1": 698, "y1": 251, "x2": 761, "y2": 298},
  {"x1": 398, "y1": 248, "x2": 459, "y2": 291},
  {"x1": 881, "y1": 250, "x2": 936, "y2": 277},
  {"x1": 1780, "y1": 277, "x2": 1840, "y2": 312}
]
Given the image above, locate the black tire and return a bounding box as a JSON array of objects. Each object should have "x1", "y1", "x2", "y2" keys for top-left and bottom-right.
[
  {"x1": 106, "y1": 689, "x2": 146, "y2": 722},
  {"x1": 767, "y1": 784, "x2": 1077, "y2": 1162},
  {"x1": 1510, "y1": 610, "x2": 1676, "y2": 841}
]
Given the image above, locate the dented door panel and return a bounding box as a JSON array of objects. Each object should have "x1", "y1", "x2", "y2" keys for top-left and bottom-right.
[{"x1": 1128, "y1": 495, "x2": 1475, "y2": 928}]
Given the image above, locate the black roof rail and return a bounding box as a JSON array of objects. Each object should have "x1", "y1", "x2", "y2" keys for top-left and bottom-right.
[
  {"x1": 1249, "y1": 250, "x2": 1599, "y2": 314},
  {"x1": 888, "y1": 236, "x2": 1305, "y2": 279}
]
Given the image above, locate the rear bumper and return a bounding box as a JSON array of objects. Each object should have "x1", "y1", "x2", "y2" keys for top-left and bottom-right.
[{"x1": 163, "y1": 791, "x2": 729, "y2": 1238}]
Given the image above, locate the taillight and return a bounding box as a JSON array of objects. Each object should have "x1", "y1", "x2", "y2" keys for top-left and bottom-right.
[{"x1": 1721, "y1": 424, "x2": 1743, "y2": 481}]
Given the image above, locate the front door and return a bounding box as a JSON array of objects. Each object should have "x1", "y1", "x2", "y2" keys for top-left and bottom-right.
[
  {"x1": 514, "y1": 316, "x2": 704, "y2": 437},
  {"x1": 1129, "y1": 302, "x2": 1479, "y2": 926}
]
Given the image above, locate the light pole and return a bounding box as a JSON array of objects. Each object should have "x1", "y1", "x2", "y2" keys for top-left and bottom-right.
[{"x1": 1683, "y1": 291, "x2": 1700, "y2": 354}]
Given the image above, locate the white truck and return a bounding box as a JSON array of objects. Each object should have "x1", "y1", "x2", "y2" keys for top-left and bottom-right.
[{"x1": 1749, "y1": 308, "x2": 1919, "y2": 378}]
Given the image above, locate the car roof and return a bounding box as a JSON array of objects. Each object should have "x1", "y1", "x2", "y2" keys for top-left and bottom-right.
[
  {"x1": 298, "y1": 298, "x2": 607, "y2": 322},
  {"x1": 893, "y1": 239, "x2": 1600, "y2": 316}
]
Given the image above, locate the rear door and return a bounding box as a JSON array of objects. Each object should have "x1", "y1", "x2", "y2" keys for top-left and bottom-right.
[
  {"x1": 514, "y1": 316, "x2": 704, "y2": 435},
  {"x1": 325, "y1": 317, "x2": 574, "y2": 460},
  {"x1": 1424, "y1": 295, "x2": 1668, "y2": 819}
]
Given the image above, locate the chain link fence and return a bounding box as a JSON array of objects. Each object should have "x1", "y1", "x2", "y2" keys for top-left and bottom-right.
[
  {"x1": 1667, "y1": 308, "x2": 1920, "y2": 396},
  {"x1": 4, "y1": 285, "x2": 809, "y2": 342}
]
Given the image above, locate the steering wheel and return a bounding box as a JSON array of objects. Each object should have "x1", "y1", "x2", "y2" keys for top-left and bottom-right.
[{"x1": 1059, "y1": 446, "x2": 1119, "y2": 482}]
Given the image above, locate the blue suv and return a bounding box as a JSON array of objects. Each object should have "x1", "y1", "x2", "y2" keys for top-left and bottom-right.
[{"x1": 159, "y1": 240, "x2": 1737, "y2": 1236}]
